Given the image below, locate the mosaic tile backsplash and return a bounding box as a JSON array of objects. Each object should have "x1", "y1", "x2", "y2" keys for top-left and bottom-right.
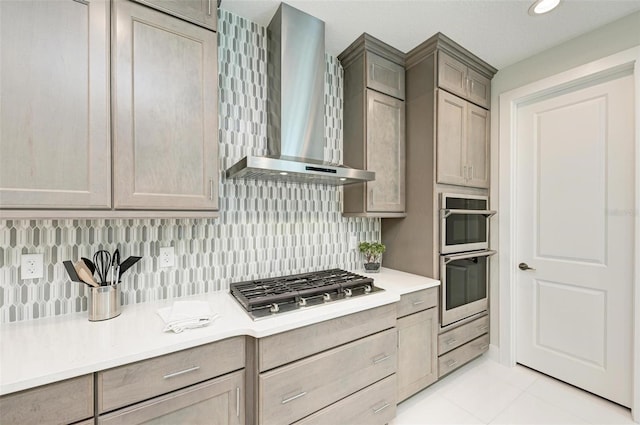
[{"x1": 0, "y1": 9, "x2": 380, "y2": 323}]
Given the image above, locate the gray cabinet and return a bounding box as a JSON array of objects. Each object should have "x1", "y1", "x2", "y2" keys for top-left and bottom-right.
[
  {"x1": 133, "y1": 0, "x2": 217, "y2": 30},
  {"x1": 396, "y1": 287, "x2": 439, "y2": 402},
  {"x1": 0, "y1": 374, "x2": 94, "y2": 425},
  {"x1": 382, "y1": 33, "x2": 496, "y2": 278},
  {"x1": 340, "y1": 34, "x2": 406, "y2": 217},
  {"x1": 98, "y1": 370, "x2": 244, "y2": 425},
  {"x1": 438, "y1": 51, "x2": 491, "y2": 109},
  {"x1": 437, "y1": 90, "x2": 490, "y2": 189},
  {"x1": 0, "y1": 0, "x2": 110, "y2": 209},
  {"x1": 113, "y1": 0, "x2": 219, "y2": 211}
]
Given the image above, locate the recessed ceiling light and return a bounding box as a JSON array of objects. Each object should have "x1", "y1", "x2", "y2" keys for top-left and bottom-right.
[{"x1": 528, "y1": 0, "x2": 560, "y2": 16}]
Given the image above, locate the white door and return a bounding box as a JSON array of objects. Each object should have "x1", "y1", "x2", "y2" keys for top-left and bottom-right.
[{"x1": 515, "y1": 72, "x2": 634, "y2": 407}]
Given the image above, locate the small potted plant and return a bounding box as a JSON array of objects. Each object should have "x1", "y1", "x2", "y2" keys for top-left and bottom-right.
[{"x1": 358, "y1": 241, "x2": 386, "y2": 273}]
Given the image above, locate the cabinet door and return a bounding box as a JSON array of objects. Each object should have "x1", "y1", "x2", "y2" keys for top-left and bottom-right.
[
  {"x1": 397, "y1": 307, "x2": 438, "y2": 402},
  {"x1": 466, "y1": 104, "x2": 490, "y2": 188},
  {"x1": 99, "y1": 370, "x2": 244, "y2": 425},
  {"x1": 436, "y1": 90, "x2": 467, "y2": 186},
  {"x1": 0, "y1": 0, "x2": 110, "y2": 209},
  {"x1": 467, "y1": 67, "x2": 491, "y2": 109},
  {"x1": 113, "y1": 0, "x2": 218, "y2": 210},
  {"x1": 366, "y1": 90, "x2": 405, "y2": 212},
  {"x1": 437, "y1": 51, "x2": 468, "y2": 101},
  {"x1": 133, "y1": 0, "x2": 217, "y2": 31},
  {"x1": 366, "y1": 52, "x2": 405, "y2": 100}
]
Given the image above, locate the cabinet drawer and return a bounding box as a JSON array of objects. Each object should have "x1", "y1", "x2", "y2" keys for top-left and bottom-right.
[
  {"x1": 438, "y1": 334, "x2": 489, "y2": 377},
  {"x1": 259, "y1": 303, "x2": 395, "y2": 371},
  {"x1": 98, "y1": 370, "x2": 244, "y2": 425},
  {"x1": 397, "y1": 287, "x2": 438, "y2": 318},
  {"x1": 98, "y1": 336, "x2": 244, "y2": 413},
  {"x1": 259, "y1": 329, "x2": 397, "y2": 425},
  {"x1": 366, "y1": 52, "x2": 405, "y2": 100},
  {"x1": 439, "y1": 315, "x2": 489, "y2": 355},
  {"x1": 0, "y1": 375, "x2": 93, "y2": 425},
  {"x1": 295, "y1": 375, "x2": 397, "y2": 425}
]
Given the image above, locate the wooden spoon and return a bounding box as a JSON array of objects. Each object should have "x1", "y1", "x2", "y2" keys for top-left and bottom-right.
[{"x1": 74, "y1": 260, "x2": 99, "y2": 287}]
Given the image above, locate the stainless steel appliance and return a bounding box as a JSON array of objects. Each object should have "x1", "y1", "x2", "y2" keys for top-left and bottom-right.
[
  {"x1": 440, "y1": 193, "x2": 496, "y2": 254},
  {"x1": 440, "y1": 249, "x2": 495, "y2": 326},
  {"x1": 229, "y1": 269, "x2": 383, "y2": 320},
  {"x1": 225, "y1": 4, "x2": 374, "y2": 186}
]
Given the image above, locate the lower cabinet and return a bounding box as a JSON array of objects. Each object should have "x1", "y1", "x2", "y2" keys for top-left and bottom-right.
[
  {"x1": 0, "y1": 375, "x2": 94, "y2": 425},
  {"x1": 254, "y1": 304, "x2": 398, "y2": 425},
  {"x1": 396, "y1": 287, "x2": 439, "y2": 402},
  {"x1": 98, "y1": 370, "x2": 244, "y2": 425},
  {"x1": 438, "y1": 315, "x2": 490, "y2": 377}
]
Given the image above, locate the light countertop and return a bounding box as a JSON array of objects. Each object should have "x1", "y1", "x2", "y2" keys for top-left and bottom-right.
[{"x1": 0, "y1": 267, "x2": 438, "y2": 396}]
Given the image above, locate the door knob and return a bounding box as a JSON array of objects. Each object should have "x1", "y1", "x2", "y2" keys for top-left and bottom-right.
[{"x1": 518, "y1": 262, "x2": 535, "y2": 271}]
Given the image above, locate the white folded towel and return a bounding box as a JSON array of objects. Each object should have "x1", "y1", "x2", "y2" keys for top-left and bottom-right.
[{"x1": 157, "y1": 301, "x2": 219, "y2": 333}]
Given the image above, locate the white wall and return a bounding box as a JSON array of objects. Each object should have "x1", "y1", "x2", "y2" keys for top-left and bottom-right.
[{"x1": 489, "y1": 10, "x2": 640, "y2": 348}]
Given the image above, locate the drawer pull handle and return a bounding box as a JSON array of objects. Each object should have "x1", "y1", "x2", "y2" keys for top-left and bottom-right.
[
  {"x1": 446, "y1": 359, "x2": 458, "y2": 368},
  {"x1": 281, "y1": 391, "x2": 307, "y2": 404},
  {"x1": 479, "y1": 325, "x2": 489, "y2": 332},
  {"x1": 412, "y1": 300, "x2": 425, "y2": 305},
  {"x1": 236, "y1": 387, "x2": 240, "y2": 417},
  {"x1": 445, "y1": 338, "x2": 457, "y2": 345},
  {"x1": 373, "y1": 354, "x2": 391, "y2": 364},
  {"x1": 163, "y1": 366, "x2": 200, "y2": 379},
  {"x1": 373, "y1": 402, "x2": 391, "y2": 414},
  {"x1": 480, "y1": 345, "x2": 489, "y2": 351}
]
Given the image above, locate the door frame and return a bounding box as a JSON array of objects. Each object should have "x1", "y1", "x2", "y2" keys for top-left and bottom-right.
[{"x1": 497, "y1": 46, "x2": 640, "y2": 420}]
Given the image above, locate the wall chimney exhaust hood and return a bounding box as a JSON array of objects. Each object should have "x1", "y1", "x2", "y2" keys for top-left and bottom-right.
[{"x1": 225, "y1": 3, "x2": 375, "y2": 186}]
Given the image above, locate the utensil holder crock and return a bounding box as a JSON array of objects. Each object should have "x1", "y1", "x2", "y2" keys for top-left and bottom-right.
[{"x1": 88, "y1": 283, "x2": 121, "y2": 321}]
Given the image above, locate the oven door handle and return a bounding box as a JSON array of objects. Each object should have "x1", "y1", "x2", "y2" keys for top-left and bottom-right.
[
  {"x1": 441, "y1": 209, "x2": 497, "y2": 219},
  {"x1": 443, "y1": 250, "x2": 497, "y2": 264}
]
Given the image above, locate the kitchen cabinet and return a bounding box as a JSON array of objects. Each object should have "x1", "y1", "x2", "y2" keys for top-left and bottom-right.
[
  {"x1": 396, "y1": 287, "x2": 439, "y2": 402},
  {"x1": 340, "y1": 34, "x2": 407, "y2": 217},
  {"x1": 382, "y1": 32, "x2": 496, "y2": 279},
  {"x1": 113, "y1": 0, "x2": 219, "y2": 211},
  {"x1": 0, "y1": 0, "x2": 219, "y2": 218},
  {"x1": 0, "y1": 0, "x2": 110, "y2": 209},
  {"x1": 97, "y1": 336, "x2": 244, "y2": 413},
  {"x1": 0, "y1": 374, "x2": 94, "y2": 425},
  {"x1": 437, "y1": 90, "x2": 490, "y2": 188},
  {"x1": 252, "y1": 303, "x2": 397, "y2": 425},
  {"x1": 133, "y1": 0, "x2": 217, "y2": 30},
  {"x1": 438, "y1": 51, "x2": 491, "y2": 109},
  {"x1": 439, "y1": 333, "x2": 489, "y2": 377},
  {"x1": 98, "y1": 370, "x2": 244, "y2": 425}
]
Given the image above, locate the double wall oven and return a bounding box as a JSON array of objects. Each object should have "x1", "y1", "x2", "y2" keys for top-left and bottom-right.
[{"x1": 439, "y1": 193, "x2": 496, "y2": 327}]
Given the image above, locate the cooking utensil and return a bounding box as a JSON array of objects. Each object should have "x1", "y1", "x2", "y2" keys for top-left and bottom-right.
[
  {"x1": 63, "y1": 260, "x2": 82, "y2": 283},
  {"x1": 81, "y1": 257, "x2": 96, "y2": 275},
  {"x1": 74, "y1": 260, "x2": 99, "y2": 287},
  {"x1": 118, "y1": 256, "x2": 142, "y2": 279},
  {"x1": 93, "y1": 250, "x2": 111, "y2": 285},
  {"x1": 110, "y1": 249, "x2": 121, "y2": 285}
]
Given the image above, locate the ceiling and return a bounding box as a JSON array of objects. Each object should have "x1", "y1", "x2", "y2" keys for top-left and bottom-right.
[{"x1": 220, "y1": 0, "x2": 640, "y2": 70}]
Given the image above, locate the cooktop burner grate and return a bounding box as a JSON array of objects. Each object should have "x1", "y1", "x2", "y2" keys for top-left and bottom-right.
[{"x1": 229, "y1": 269, "x2": 381, "y2": 320}]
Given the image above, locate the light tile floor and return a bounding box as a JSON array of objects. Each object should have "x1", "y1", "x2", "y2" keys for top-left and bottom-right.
[{"x1": 390, "y1": 356, "x2": 635, "y2": 425}]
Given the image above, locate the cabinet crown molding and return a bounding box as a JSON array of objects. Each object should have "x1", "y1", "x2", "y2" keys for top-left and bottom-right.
[
  {"x1": 406, "y1": 32, "x2": 497, "y2": 78},
  {"x1": 338, "y1": 33, "x2": 405, "y2": 68}
]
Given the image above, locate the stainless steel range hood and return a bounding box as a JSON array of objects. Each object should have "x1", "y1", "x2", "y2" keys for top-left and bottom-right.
[{"x1": 225, "y1": 3, "x2": 374, "y2": 186}]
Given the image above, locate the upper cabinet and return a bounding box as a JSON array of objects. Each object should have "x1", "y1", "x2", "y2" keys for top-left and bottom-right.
[
  {"x1": 437, "y1": 90, "x2": 490, "y2": 188},
  {"x1": 0, "y1": 0, "x2": 219, "y2": 217},
  {"x1": 438, "y1": 51, "x2": 491, "y2": 109},
  {"x1": 133, "y1": 0, "x2": 218, "y2": 30},
  {"x1": 340, "y1": 34, "x2": 406, "y2": 217},
  {"x1": 113, "y1": 0, "x2": 218, "y2": 210},
  {"x1": 0, "y1": 0, "x2": 111, "y2": 209}
]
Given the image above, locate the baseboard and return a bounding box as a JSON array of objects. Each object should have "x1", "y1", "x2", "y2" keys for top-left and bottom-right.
[{"x1": 488, "y1": 343, "x2": 500, "y2": 362}]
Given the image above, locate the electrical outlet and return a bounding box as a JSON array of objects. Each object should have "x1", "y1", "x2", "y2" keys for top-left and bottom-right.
[
  {"x1": 350, "y1": 236, "x2": 358, "y2": 251},
  {"x1": 21, "y1": 253, "x2": 44, "y2": 279},
  {"x1": 159, "y1": 247, "x2": 175, "y2": 268}
]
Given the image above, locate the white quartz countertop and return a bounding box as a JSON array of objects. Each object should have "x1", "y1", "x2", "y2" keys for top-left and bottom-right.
[{"x1": 0, "y1": 267, "x2": 439, "y2": 396}]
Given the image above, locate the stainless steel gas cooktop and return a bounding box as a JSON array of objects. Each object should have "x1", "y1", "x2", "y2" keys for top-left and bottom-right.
[{"x1": 229, "y1": 269, "x2": 383, "y2": 320}]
